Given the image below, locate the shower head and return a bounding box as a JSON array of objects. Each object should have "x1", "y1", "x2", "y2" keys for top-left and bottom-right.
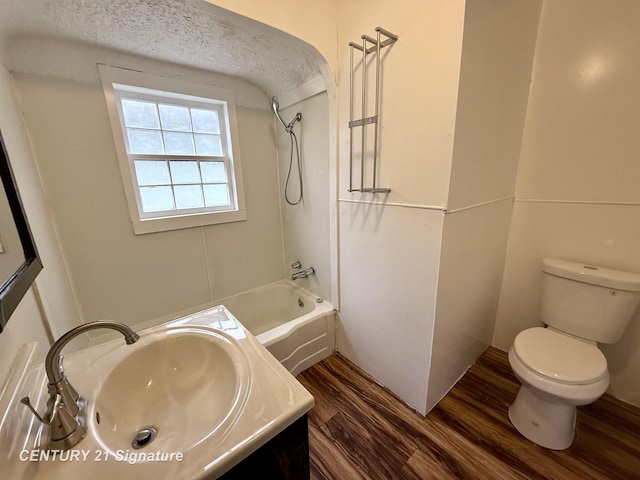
[
  {"x1": 271, "y1": 96, "x2": 288, "y2": 130},
  {"x1": 271, "y1": 96, "x2": 301, "y2": 132}
]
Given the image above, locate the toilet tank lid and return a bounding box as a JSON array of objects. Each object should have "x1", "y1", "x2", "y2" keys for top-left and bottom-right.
[{"x1": 542, "y1": 258, "x2": 640, "y2": 292}]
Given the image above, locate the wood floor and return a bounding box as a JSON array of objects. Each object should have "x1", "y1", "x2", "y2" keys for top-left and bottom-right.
[{"x1": 296, "y1": 348, "x2": 640, "y2": 480}]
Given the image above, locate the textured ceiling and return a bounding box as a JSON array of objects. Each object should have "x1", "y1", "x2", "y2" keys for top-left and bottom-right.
[{"x1": 0, "y1": 0, "x2": 325, "y2": 99}]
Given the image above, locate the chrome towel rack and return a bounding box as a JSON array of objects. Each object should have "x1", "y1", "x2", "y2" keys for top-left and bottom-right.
[{"x1": 348, "y1": 26, "x2": 398, "y2": 193}]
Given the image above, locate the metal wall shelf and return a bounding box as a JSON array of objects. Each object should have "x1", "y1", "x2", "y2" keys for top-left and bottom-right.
[{"x1": 347, "y1": 26, "x2": 398, "y2": 194}]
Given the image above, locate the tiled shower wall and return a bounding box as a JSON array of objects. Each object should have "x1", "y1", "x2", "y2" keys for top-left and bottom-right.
[{"x1": 338, "y1": 202, "x2": 443, "y2": 412}]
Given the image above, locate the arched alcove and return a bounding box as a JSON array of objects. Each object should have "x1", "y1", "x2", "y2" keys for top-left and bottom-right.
[{"x1": 0, "y1": 0, "x2": 337, "y2": 334}]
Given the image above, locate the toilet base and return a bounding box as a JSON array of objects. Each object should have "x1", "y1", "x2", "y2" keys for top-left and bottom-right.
[{"x1": 508, "y1": 384, "x2": 576, "y2": 450}]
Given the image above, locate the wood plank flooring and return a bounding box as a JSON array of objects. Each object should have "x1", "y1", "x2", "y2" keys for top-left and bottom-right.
[{"x1": 296, "y1": 348, "x2": 640, "y2": 480}]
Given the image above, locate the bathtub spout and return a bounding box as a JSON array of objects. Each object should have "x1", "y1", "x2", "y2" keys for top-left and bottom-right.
[{"x1": 291, "y1": 267, "x2": 315, "y2": 281}]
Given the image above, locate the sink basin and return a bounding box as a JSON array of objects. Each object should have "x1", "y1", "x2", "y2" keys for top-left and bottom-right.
[
  {"x1": 2, "y1": 306, "x2": 313, "y2": 480},
  {"x1": 91, "y1": 326, "x2": 250, "y2": 454}
]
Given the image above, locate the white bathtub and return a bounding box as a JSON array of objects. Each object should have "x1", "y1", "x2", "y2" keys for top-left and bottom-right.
[{"x1": 215, "y1": 280, "x2": 335, "y2": 376}]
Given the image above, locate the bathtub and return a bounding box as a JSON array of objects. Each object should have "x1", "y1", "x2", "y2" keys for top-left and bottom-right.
[{"x1": 215, "y1": 280, "x2": 335, "y2": 376}]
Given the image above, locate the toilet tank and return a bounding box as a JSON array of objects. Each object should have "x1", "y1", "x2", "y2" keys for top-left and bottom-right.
[{"x1": 540, "y1": 258, "x2": 640, "y2": 344}]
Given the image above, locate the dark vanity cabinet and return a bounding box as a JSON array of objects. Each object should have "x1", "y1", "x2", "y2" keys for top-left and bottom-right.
[{"x1": 219, "y1": 415, "x2": 310, "y2": 480}]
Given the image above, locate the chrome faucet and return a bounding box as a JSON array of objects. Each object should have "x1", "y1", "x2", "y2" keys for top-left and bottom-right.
[
  {"x1": 21, "y1": 321, "x2": 139, "y2": 450},
  {"x1": 291, "y1": 266, "x2": 315, "y2": 281}
]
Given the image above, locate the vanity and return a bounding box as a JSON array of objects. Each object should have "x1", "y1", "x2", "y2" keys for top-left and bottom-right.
[{"x1": 0, "y1": 306, "x2": 314, "y2": 479}]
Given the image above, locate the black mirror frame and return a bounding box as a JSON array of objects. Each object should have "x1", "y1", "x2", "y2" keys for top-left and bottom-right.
[{"x1": 0, "y1": 131, "x2": 42, "y2": 331}]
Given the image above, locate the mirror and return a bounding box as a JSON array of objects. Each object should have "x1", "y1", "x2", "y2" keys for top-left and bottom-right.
[{"x1": 0, "y1": 130, "x2": 42, "y2": 331}]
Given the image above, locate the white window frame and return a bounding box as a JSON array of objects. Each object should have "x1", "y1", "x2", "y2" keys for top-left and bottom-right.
[{"x1": 99, "y1": 65, "x2": 247, "y2": 235}]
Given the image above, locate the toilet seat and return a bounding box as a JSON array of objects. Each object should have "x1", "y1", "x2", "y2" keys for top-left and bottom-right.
[
  {"x1": 513, "y1": 327, "x2": 607, "y2": 385},
  {"x1": 508, "y1": 347, "x2": 609, "y2": 405}
]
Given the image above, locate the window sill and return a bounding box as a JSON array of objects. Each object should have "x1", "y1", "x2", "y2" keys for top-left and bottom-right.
[{"x1": 131, "y1": 209, "x2": 247, "y2": 235}]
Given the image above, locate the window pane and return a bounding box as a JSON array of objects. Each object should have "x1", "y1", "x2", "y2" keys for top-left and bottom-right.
[
  {"x1": 128, "y1": 129, "x2": 164, "y2": 154},
  {"x1": 135, "y1": 160, "x2": 171, "y2": 186},
  {"x1": 159, "y1": 104, "x2": 192, "y2": 132},
  {"x1": 175, "y1": 185, "x2": 204, "y2": 209},
  {"x1": 204, "y1": 184, "x2": 230, "y2": 206},
  {"x1": 195, "y1": 134, "x2": 223, "y2": 156},
  {"x1": 191, "y1": 108, "x2": 220, "y2": 134},
  {"x1": 170, "y1": 161, "x2": 200, "y2": 184},
  {"x1": 163, "y1": 132, "x2": 195, "y2": 155},
  {"x1": 121, "y1": 99, "x2": 160, "y2": 129},
  {"x1": 140, "y1": 186, "x2": 175, "y2": 212},
  {"x1": 201, "y1": 161, "x2": 227, "y2": 183}
]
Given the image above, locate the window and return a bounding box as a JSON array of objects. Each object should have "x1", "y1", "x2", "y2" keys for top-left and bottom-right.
[{"x1": 100, "y1": 66, "x2": 246, "y2": 234}]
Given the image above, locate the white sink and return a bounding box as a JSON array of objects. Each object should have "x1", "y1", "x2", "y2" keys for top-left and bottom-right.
[
  {"x1": 92, "y1": 327, "x2": 250, "y2": 454},
  {"x1": 0, "y1": 306, "x2": 314, "y2": 479}
]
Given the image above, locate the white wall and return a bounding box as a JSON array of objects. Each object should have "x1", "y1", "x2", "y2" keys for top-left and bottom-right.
[
  {"x1": 12, "y1": 58, "x2": 285, "y2": 328},
  {"x1": 446, "y1": 0, "x2": 541, "y2": 211},
  {"x1": 429, "y1": 202, "x2": 512, "y2": 409},
  {"x1": 338, "y1": 1, "x2": 466, "y2": 209},
  {"x1": 427, "y1": 0, "x2": 541, "y2": 411},
  {"x1": 493, "y1": 0, "x2": 640, "y2": 406},
  {"x1": 0, "y1": 61, "x2": 81, "y2": 384},
  {"x1": 0, "y1": 289, "x2": 50, "y2": 385},
  {"x1": 277, "y1": 93, "x2": 332, "y2": 302},
  {"x1": 335, "y1": 0, "x2": 466, "y2": 414},
  {"x1": 339, "y1": 203, "x2": 443, "y2": 411}
]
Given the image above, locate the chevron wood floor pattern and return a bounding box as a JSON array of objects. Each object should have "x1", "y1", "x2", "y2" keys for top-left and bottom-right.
[{"x1": 296, "y1": 348, "x2": 640, "y2": 480}]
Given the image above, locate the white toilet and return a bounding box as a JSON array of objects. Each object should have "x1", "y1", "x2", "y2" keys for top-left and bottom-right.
[{"x1": 508, "y1": 258, "x2": 640, "y2": 450}]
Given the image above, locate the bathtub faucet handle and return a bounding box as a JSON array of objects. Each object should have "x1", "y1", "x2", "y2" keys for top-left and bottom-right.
[
  {"x1": 291, "y1": 261, "x2": 302, "y2": 269},
  {"x1": 291, "y1": 266, "x2": 315, "y2": 281}
]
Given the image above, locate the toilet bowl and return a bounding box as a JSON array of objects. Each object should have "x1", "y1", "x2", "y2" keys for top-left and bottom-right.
[
  {"x1": 508, "y1": 258, "x2": 640, "y2": 450},
  {"x1": 508, "y1": 327, "x2": 609, "y2": 450}
]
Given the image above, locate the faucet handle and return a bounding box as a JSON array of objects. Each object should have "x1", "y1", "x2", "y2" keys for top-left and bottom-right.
[
  {"x1": 291, "y1": 261, "x2": 302, "y2": 269},
  {"x1": 21, "y1": 394, "x2": 61, "y2": 425}
]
